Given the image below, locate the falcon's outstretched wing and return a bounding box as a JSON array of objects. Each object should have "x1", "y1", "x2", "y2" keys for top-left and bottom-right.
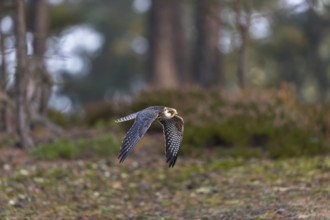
[
  {"x1": 118, "y1": 109, "x2": 159, "y2": 163},
  {"x1": 159, "y1": 115, "x2": 184, "y2": 167}
]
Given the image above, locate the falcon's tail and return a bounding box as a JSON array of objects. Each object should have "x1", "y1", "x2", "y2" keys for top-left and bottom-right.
[{"x1": 115, "y1": 113, "x2": 138, "y2": 123}]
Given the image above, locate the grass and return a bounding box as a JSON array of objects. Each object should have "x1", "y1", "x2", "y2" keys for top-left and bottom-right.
[
  {"x1": 30, "y1": 134, "x2": 120, "y2": 160},
  {"x1": 0, "y1": 140, "x2": 329, "y2": 219}
]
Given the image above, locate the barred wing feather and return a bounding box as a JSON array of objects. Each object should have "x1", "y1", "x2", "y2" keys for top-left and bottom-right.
[{"x1": 159, "y1": 115, "x2": 184, "y2": 167}]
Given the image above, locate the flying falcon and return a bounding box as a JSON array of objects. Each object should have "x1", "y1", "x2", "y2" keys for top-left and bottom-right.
[{"x1": 115, "y1": 106, "x2": 184, "y2": 167}]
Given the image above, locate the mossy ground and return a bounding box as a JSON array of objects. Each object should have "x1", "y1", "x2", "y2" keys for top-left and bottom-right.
[{"x1": 0, "y1": 134, "x2": 329, "y2": 220}]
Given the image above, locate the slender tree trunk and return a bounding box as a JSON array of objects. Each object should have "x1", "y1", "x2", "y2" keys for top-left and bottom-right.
[
  {"x1": 193, "y1": 0, "x2": 222, "y2": 87},
  {"x1": 0, "y1": 93, "x2": 15, "y2": 133},
  {"x1": 235, "y1": 0, "x2": 252, "y2": 89},
  {"x1": 29, "y1": 0, "x2": 52, "y2": 117},
  {"x1": 148, "y1": 0, "x2": 185, "y2": 88},
  {"x1": 15, "y1": 0, "x2": 34, "y2": 148},
  {"x1": 171, "y1": 2, "x2": 187, "y2": 83},
  {"x1": 0, "y1": 31, "x2": 6, "y2": 90},
  {"x1": 237, "y1": 27, "x2": 248, "y2": 88},
  {"x1": 0, "y1": 23, "x2": 14, "y2": 133},
  {"x1": 25, "y1": 0, "x2": 62, "y2": 137}
]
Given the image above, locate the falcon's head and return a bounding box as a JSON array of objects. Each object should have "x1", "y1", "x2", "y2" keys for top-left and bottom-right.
[{"x1": 163, "y1": 107, "x2": 178, "y2": 119}]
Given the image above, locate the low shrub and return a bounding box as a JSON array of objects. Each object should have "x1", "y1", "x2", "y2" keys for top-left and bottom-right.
[
  {"x1": 84, "y1": 85, "x2": 330, "y2": 158},
  {"x1": 47, "y1": 109, "x2": 82, "y2": 128}
]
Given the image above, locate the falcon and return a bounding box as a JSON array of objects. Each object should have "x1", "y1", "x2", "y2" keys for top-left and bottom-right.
[{"x1": 115, "y1": 106, "x2": 184, "y2": 167}]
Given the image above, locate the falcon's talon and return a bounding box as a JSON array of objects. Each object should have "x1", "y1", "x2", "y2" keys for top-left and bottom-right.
[{"x1": 115, "y1": 106, "x2": 184, "y2": 167}]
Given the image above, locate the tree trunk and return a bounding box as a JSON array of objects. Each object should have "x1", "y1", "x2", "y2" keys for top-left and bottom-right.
[
  {"x1": 235, "y1": 0, "x2": 252, "y2": 89},
  {"x1": 0, "y1": 31, "x2": 8, "y2": 132},
  {"x1": 29, "y1": 0, "x2": 52, "y2": 117},
  {"x1": 0, "y1": 20, "x2": 15, "y2": 134},
  {"x1": 193, "y1": 0, "x2": 222, "y2": 87},
  {"x1": 15, "y1": 0, "x2": 34, "y2": 148},
  {"x1": 0, "y1": 32, "x2": 6, "y2": 91},
  {"x1": 148, "y1": 0, "x2": 185, "y2": 88},
  {"x1": 171, "y1": 1, "x2": 187, "y2": 83},
  {"x1": 0, "y1": 92, "x2": 15, "y2": 133},
  {"x1": 25, "y1": 0, "x2": 62, "y2": 137}
]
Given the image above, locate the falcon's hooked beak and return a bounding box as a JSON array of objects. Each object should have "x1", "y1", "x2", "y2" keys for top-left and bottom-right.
[{"x1": 164, "y1": 107, "x2": 178, "y2": 118}]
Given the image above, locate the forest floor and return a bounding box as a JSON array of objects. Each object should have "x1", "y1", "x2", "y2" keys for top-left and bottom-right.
[{"x1": 0, "y1": 134, "x2": 330, "y2": 220}]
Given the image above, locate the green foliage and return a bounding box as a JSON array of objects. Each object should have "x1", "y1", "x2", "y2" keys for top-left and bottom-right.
[
  {"x1": 95, "y1": 86, "x2": 330, "y2": 158},
  {"x1": 49, "y1": 3, "x2": 84, "y2": 33},
  {"x1": 84, "y1": 102, "x2": 115, "y2": 126},
  {"x1": 30, "y1": 134, "x2": 119, "y2": 160},
  {"x1": 47, "y1": 109, "x2": 82, "y2": 128}
]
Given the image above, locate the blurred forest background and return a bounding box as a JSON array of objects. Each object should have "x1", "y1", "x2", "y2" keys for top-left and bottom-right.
[
  {"x1": 1, "y1": 0, "x2": 330, "y2": 152},
  {"x1": 1, "y1": 0, "x2": 330, "y2": 219}
]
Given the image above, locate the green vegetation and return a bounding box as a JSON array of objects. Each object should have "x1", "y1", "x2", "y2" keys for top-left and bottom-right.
[
  {"x1": 84, "y1": 87, "x2": 330, "y2": 158},
  {"x1": 30, "y1": 134, "x2": 119, "y2": 160},
  {"x1": 47, "y1": 109, "x2": 82, "y2": 129}
]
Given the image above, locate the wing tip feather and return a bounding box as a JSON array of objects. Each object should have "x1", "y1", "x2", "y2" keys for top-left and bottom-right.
[{"x1": 166, "y1": 155, "x2": 177, "y2": 167}]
